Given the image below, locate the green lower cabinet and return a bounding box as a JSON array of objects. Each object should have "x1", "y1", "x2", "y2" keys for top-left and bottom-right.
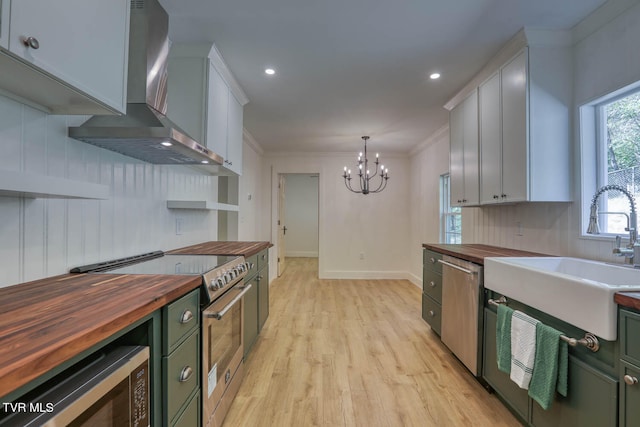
[
  {"x1": 620, "y1": 361, "x2": 640, "y2": 426},
  {"x1": 483, "y1": 308, "x2": 529, "y2": 421},
  {"x1": 163, "y1": 330, "x2": 200, "y2": 425},
  {"x1": 484, "y1": 308, "x2": 618, "y2": 427},
  {"x1": 258, "y1": 263, "x2": 269, "y2": 332},
  {"x1": 172, "y1": 391, "x2": 200, "y2": 427},
  {"x1": 421, "y1": 293, "x2": 441, "y2": 336},
  {"x1": 530, "y1": 357, "x2": 617, "y2": 427},
  {"x1": 243, "y1": 274, "x2": 259, "y2": 358}
]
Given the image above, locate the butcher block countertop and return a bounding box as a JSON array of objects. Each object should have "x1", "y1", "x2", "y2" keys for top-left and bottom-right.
[
  {"x1": 0, "y1": 273, "x2": 201, "y2": 399},
  {"x1": 168, "y1": 241, "x2": 272, "y2": 257},
  {"x1": 423, "y1": 243, "x2": 549, "y2": 265},
  {"x1": 615, "y1": 292, "x2": 640, "y2": 312}
]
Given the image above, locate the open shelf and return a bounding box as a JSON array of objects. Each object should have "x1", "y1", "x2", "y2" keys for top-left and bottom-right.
[
  {"x1": 166, "y1": 200, "x2": 239, "y2": 211},
  {"x1": 0, "y1": 170, "x2": 109, "y2": 199}
]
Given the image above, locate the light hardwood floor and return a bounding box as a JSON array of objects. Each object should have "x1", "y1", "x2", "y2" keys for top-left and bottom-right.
[{"x1": 223, "y1": 258, "x2": 520, "y2": 426}]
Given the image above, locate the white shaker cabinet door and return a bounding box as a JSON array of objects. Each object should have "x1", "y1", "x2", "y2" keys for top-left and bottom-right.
[
  {"x1": 462, "y1": 90, "x2": 479, "y2": 205},
  {"x1": 449, "y1": 101, "x2": 465, "y2": 207},
  {"x1": 479, "y1": 72, "x2": 502, "y2": 204},
  {"x1": 8, "y1": 0, "x2": 129, "y2": 112},
  {"x1": 206, "y1": 63, "x2": 229, "y2": 159},
  {"x1": 500, "y1": 51, "x2": 528, "y2": 203},
  {"x1": 226, "y1": 91, "x2": 243, "y2": 175}
]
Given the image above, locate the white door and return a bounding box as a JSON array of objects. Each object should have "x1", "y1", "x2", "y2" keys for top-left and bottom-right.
[{"x1": 277, "y1": 174, "x2": 287, "y2": 276}]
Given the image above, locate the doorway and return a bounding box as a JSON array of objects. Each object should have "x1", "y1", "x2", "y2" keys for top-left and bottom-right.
[{"x1": 277, "y1": 173, "x2": 319, "y2": 276}]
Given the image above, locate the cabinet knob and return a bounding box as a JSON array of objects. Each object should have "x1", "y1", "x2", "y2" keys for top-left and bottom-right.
[
  {"x1": 462, "y1": 199, "x2": 467, "y2": 203},
  {"x1": 23, "y1": 36, "x2": 40, "y2": 50},
  {"x1": 501, "y1": 194, "x2": 507, "y2": 198},
  {"x1": 429, "y1": 257, "x2": 436, "y2": 264},
  {"x1": 457, "y1": 199, "x2": 462, "y2": 203},
  {"x1": 428, "y1": 310, "x2": 435, "y2": 317},
  {"x1": 493, "y1": 195, "x2": 499, "y2": 199},
  {"x1": 179, "y1": 366, "x2": 193, "y2": 382},
  {"x1": 624, "y1": 375, "x2": 639, "y2": 385},
  {"x1": 429, "y1": 281, "x2": 436, "y2": 288}
]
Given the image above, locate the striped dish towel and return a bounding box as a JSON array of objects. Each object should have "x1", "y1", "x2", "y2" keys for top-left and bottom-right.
[{"x1": 510, "y1": 310, "x2": 539, "y2": 389}]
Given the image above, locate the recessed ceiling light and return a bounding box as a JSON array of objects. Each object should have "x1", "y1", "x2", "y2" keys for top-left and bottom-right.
[
  {"x1": 201, "y1": 160, "x2": 209, "y2": 164},
  {"x1": 265, "y1": 68, "x2": 275, "y2": 75},
  {"x1": 430, "y1": 73, "x2": 441, "y2": 80},
  {"x1": 161, "y1": 141, "x2": 172, "y2": 146}
]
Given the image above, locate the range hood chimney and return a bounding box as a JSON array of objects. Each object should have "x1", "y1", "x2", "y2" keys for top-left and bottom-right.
[{"x1": 68, "y1": 0, "x2": 223, "y2": 168}]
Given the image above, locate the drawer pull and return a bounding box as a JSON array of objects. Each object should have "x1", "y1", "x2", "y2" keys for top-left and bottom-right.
[
  {"x1": 429, "y1": 310, "x2": 435, "y2": 317},
  {"x1": 180, "y1": 310, "x2": 194, "y2": 324},
  {"x1": 179, "y1": 366, "x2": 193, "y2": 383},
  {"x1": 624, "y1": 375, "x2": 638, "y2": 386},
  {"x1": 429, "y1": 281, "x2": 436, "y2": 288}
]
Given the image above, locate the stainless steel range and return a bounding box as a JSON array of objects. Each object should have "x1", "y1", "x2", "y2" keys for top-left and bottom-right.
[{"x1": 72, "y1": 251, "x2": 253, "y2": 427}]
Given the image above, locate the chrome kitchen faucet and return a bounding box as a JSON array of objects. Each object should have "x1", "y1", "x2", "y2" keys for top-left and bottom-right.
[{"x1": 587, "y1": 184, "x2": 640, "y2": 267}]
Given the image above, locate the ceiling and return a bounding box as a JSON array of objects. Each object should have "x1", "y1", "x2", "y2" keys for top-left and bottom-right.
[{"x1": 160, "y1": 0, "x2": 607, "y2": 154}]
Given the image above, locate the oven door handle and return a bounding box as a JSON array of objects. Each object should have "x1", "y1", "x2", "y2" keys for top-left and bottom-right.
[{"x1": 204, "y1": 284, "x2": 253, "y2": 320}]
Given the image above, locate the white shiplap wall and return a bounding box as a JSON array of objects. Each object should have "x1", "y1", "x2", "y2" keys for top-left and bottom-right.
[{"x1": 0, "y1": 95, "x2": 219, "y2": 288}]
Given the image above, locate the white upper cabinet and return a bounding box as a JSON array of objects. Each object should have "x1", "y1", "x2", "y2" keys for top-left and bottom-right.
[
  {"x1": 449, "y1": 89, "x2": 479, "y2": 207},
  {"x1": 478, "y1": 46, "x2": 572, "y2": 204},
  {"x1": 168, "y1": 43, "x2": 248, "y2": 176},
  {"x1": 0, "y1": 0, "x2": 129, "y2": 114}
]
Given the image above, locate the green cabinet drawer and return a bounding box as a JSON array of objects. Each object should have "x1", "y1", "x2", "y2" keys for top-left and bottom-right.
[
  {"x1": 246, "y1": 253, "x2": 259, "y2": 279},
  {"x1": 423, "y1": 249, "x2": 442, "y2": 274},
  {"x1": 620, "y1": 361, "x2": 640, "y2": 427},
  {"x1": 421, "y1": 294, "x2": 441, "y2": 336},
  {"x1": 164, "y1": 330, "x2": 200, "y2": 424},
  {"x1": 422, "y1": 269, "x2": 442, "y2": 304},
  {"x1": 163, "y1": 289, "x2": 199, "y2": 354},
  {"x1": 621, "y1": 309, "x2": 640, "y2": 366},
  {"x1": 172, "y1": 391, "x2": 200, "y2": 427},
  {"x1": 483, "y1": 308, "x2": 529, "y2": 422},
  {"x1": 243, "y1": 275, "x2": 259, "y2": 358},
  {"x1": 257, "y1": 249, "x2": 269, "y2": 271}
]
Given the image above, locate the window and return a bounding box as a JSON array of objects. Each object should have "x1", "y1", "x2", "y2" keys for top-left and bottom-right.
[
  {"x1": 440, "y1": 174, "x2": 461, "y2": 243},
  {"x1": 595, "y1": 89, "x2": 640, "y2": 234}
]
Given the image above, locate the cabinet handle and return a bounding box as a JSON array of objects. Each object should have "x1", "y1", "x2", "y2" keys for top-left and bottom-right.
[
  {"x1": 429, "y1": 310, "x2": 435, "y2": 317},
  {"x1": 23, "y1": 36, "x2": 40, "y2": 50},
  {"x1": 179, "y1": 366, "x2": 193, "y2": 382},
  {"x1": 462, "y1": 199, "x2": 467, "y2": 203},
  {"x1": 493, "y1": 195, "x2": 499, "y2": 199},
  {"x1": 457, "y1": 199, "x2": 462, "y2": 203},
  {"x1": 261, "y1": 254, "x2": 266, "y2": 260},
  {"x1": 624, "y1": 375, "x2": 639, "y2": 385},
  {"x1": 429, "y1": 281, "x2": 436, "y2": 288},
  {"x1": 501, "y1": 194, "x2": 507, "y2": 198},
  {"x1": 180, "y1": 310, "x2": 194, "y2": 324}
]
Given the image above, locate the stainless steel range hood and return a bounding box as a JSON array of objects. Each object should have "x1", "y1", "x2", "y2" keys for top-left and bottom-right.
[{"x1": 68, "y1": 0, "x2": 223, "y2": 169}]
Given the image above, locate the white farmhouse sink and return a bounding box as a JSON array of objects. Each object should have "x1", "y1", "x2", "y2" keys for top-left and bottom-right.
[{"x1": 484, "y1": 257, "x2": 640, "y2": 341}]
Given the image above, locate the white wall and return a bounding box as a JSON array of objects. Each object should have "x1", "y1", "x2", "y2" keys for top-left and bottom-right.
[
  {"x1": 238, "y1": 134, "x2": 266, "y2": 241},
  {"x1": 0, "y1": 95, "x2": 219, "y2": 288},
  {"x1": 408, "y1": 127, "x2": 450, "y2": 286},
  {"x1": 283, "y1": 174, "x2": 319, "y2": 257},
  {"x1": 262, "y1": 152, "x2": 410, "y2": 280}
]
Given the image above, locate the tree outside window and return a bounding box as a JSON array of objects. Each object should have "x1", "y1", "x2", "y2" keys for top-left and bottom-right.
[{"x1": 440, "y1": 174, "x2": 461, "y2": 244}]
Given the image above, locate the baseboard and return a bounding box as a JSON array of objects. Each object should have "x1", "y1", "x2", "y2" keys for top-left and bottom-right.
[
  {"x1": 406, "y1": 272, "x2": 422, "y2": 289},
  {"x1": 285, "y1": 251, "x2": 319, "y2": 258}
]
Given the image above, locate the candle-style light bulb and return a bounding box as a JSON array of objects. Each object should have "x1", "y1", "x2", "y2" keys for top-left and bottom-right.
[{"x1": 376, "y1": 153, "x2": 379, "y2": 158}]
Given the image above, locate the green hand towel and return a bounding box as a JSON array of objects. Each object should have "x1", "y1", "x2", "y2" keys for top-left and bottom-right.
[
  {"x1": 496, "y1": 304, "x2": 514, "y2": 374},
  {"x1": 528, "y1": 323, "x2": 569, "y2": 410}
]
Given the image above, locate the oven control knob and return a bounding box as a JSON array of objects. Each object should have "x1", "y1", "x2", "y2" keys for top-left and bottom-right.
[
  {"x1": 237, "y1": 264, "x2": 245, "y2": 273},
  {"x1": 232, "y1": 267, "x2": 240, "y2": 277},
  {"x1": 209, "y1": 279, "x2": 218, "y2": 290}
]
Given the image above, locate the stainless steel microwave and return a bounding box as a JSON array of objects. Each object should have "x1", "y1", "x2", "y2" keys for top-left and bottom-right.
[{"x1": 0, "y1": 346, "x2": 150, "y2": 427}]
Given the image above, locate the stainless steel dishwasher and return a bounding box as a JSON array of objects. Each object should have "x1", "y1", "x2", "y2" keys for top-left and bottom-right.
[{"x1": 438, "y1": 255, "x2": 483, "y2": 375}]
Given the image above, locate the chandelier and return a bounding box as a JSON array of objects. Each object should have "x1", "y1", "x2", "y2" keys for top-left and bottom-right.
[{"x1": 342, "y1": 136, "x2": 389, "y2": 195}]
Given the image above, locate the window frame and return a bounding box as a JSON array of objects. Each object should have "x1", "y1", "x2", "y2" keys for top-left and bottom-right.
[
  {"x1": 581, "y1": 82, "x2": 640, "y2": 240},
  {"x1": 440, "y1": 173, "x2": 461, "y2": 244}
]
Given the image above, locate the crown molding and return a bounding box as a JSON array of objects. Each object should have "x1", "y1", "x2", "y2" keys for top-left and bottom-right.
[
  {"x1": 409, "y1": 125, "x2": 449, "y2": 156},
  {"x1": 243, "y1": 129, "x2": 264, "y2": 155}
]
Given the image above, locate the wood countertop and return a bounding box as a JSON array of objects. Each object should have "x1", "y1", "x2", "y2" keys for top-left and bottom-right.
[
  {"x1": 167, "y1": 241, "x2": 272, "y2": 257},
  {"x1": 422, "y1": 243, "x2": 550, "y2": 265},
  {"x1": 615, "y1": 292, "x2": 640, "y2": 312},
  {"x1": 0, "y1": 273, "x2": 202, "y2": 399}
]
